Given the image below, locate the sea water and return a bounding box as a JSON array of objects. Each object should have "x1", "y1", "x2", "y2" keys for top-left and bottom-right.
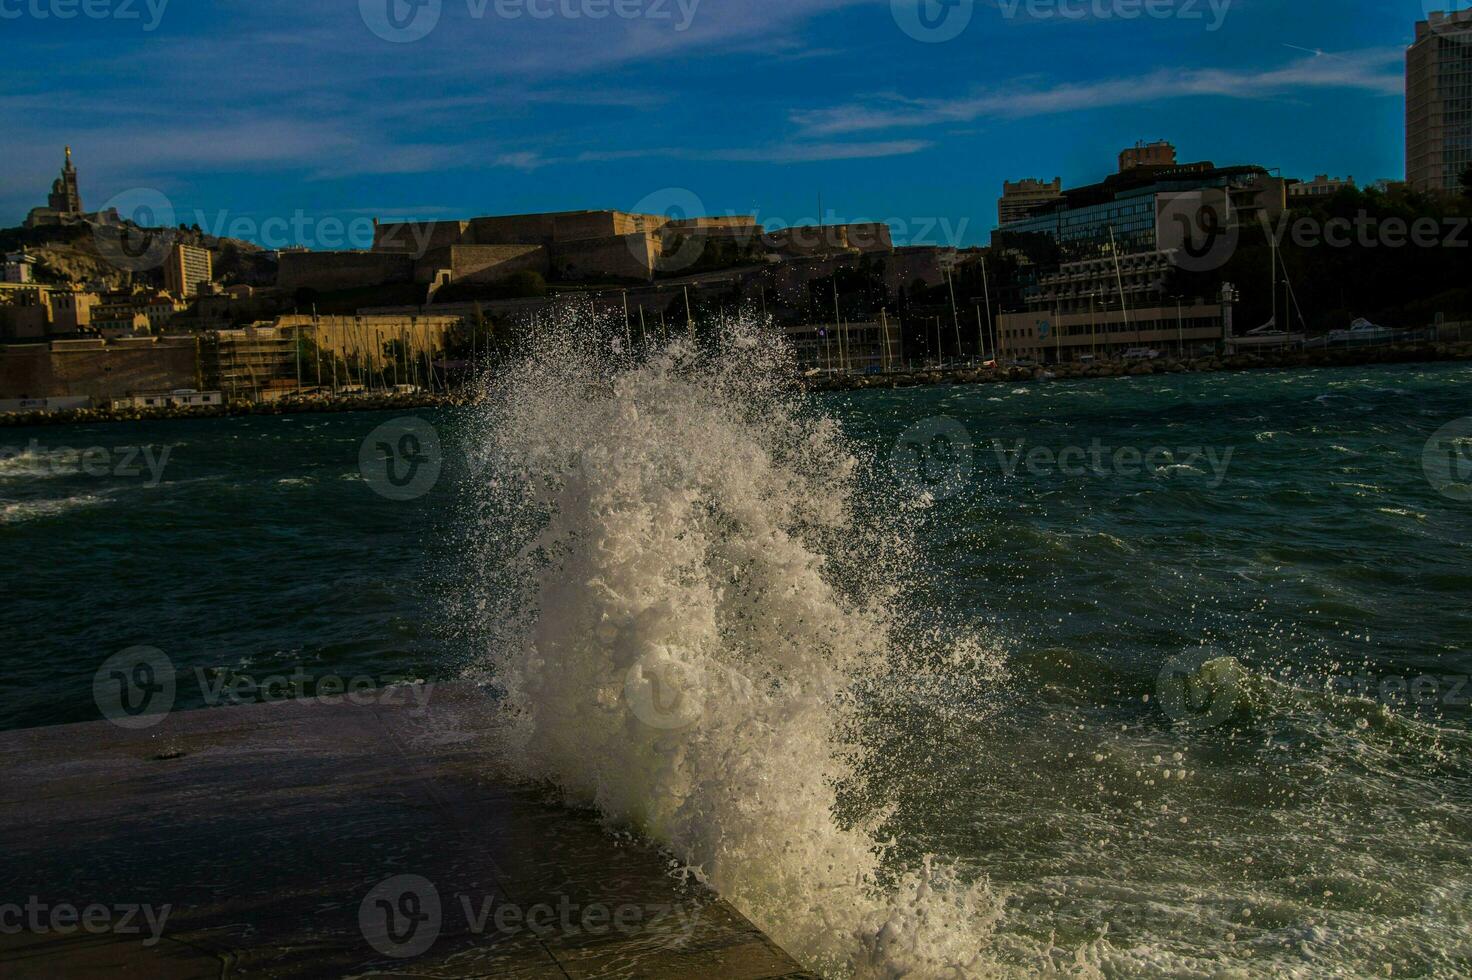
[{"x1": 4, "y1": 321, "x2": 1470, "y2": 976}]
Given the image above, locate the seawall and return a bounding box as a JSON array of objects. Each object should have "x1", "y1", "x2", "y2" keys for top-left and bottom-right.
[
  {"x1": 0, "y1": 683, "x2": 813, "y2": 978},
  {"x1": 808, "y1": 341, "x2": 1472, "y2": 392}
]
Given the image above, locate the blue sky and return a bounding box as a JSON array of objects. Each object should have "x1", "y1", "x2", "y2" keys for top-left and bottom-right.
[{"x1": 0, "y1": 0, "x2": 1447, "y2": 246}]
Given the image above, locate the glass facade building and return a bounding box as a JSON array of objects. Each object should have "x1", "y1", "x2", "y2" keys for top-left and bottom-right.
[
  {"x1": 1408, "y1": 11, "x2": 1472, "y2": 192},
  {"x1": 993, "y1": 167, "x2": 1268, "y2": 262}
]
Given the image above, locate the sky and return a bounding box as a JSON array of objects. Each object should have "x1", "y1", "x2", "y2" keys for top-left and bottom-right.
[{"x1": 0, "y1": 0, "x2": 1452, "y2": 247}]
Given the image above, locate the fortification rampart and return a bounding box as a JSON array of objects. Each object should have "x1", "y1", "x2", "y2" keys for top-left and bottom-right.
[{"x1": 277, "y1": 251, "x2": 414, "y2": 292}]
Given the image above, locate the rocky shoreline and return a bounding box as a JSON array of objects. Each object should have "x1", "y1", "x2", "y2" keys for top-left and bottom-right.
[
  {"x1": 807, "y1": 341, "x2": 1472, "y2": 391},
  {"x1": 4, "y1": 343, "x2": 1471, "y2": 426},
  {"x1": 0, "y1": 391, "x2": 467, "y2": 428}
]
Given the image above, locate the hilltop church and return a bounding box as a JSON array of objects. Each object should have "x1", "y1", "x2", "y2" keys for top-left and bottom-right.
[{"x1": 25, "y1": 147, "x2": 110, "y2": 229}]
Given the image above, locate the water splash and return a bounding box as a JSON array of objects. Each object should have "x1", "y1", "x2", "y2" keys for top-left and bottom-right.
[{"x1": 460, "y1": 314, "x2": 1013, "y2": 977}]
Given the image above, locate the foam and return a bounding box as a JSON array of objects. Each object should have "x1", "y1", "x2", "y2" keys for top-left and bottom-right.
[{"x1": 460, "y1": 315, "x2": 1014, "y2": 976}]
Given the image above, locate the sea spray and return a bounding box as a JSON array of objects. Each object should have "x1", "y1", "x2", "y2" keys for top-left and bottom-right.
[{"x1": 460, "y1": 315, "x2": 1016, "y2": 976}]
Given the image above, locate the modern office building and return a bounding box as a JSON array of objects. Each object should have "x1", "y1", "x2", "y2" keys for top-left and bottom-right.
[
  {"x1": 997, "y1": 178, "x2": 1064, "y2": 226},
  {"x1": 994, "y1": 145, "x2": 1283, "y2": 262},
  {"x1": 164, "y1": 243, "x2": 214, "y2": 298},
  {"x1": 989, "y1": 144, "x2": 1266, "y2": 361},
  {"x1": 995, "y1": 252, "x2": 1232, "y2": 363},
  {"x1": 1407, "y1": 10, "x2": 1472, "y2": 192}
]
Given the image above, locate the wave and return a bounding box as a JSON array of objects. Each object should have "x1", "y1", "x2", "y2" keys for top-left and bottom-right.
[
  {"x1": 0, "y1": 493, "x2": 108, "y2": 525},
  {"x1": 459, "y1": 316, "x2": 1018, "y2": 976},
  {"x1": 0, "y1": 446, "x2": 78, "y2": 481}
]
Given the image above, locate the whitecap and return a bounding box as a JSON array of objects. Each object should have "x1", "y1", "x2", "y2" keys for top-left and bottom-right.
[
  {"x1": 0, "y1": 493, "x2": 108, "y2": 524},
  {"x1": 461, "y1": 317, "x2": 1016, "y2": 977}
]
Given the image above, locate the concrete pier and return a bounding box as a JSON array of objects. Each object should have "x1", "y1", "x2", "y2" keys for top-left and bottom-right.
[{"x1": 0, "y1": 684, "x2": 812, "y2": 979}]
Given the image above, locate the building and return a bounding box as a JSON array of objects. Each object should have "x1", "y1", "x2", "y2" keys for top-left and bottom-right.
[
  {"x1": 4, "y1": 253, "x2": 37, "y2": 284},
  {"x1": 1289, "y1": 175, "x2": 1356, "y2": 199},
  {"x1": 273, "y1": 313, "x2": 464, "y2": 375},
  {"x1": 991, "y1": 143, "x2": 1281, "y2": 356},
  {"x1": 783, "y1": 320, "x2": 903, "y2": 373},
  {"x1": 0, "y1": 282, "x2": 107, "y2": 339},
  {"x1": 114, "y1": 390, "x2": 223, "y2": 409},
  {"x1": 90, "y1": 292, "x2": 185, "y2": 336},
  {"x1": 92, "y1": 310, "x2": 152, "y2": 338},
  {"x1": 1119, "y1": 140, "x2": 1178, "y2": 172},
  {"x1": 282, "y1": 209, "x2": 776, "y2": 296},
  {"x1": 163, "y1": 243, "x2": 214, "y2": 297},
  {"x1": 0, "y1": 337, "x2": 198, "y2": 402},
  {"x1": 373, "y1": 209, "x2": 684, "y2": 282},
  {"x1": 50, "y1": 146, "x2": 82, "y2": 213},
  {"x1": 998, "y1": 178, "x2": 1064, "y2": 226},
  {"x1": 1407, "y1": 10, "x2": 1472, "y2": 192},
  {"x1": 0, "y1": 287, "x2": 49, "y2": 341},
  {"x1": 199, "y1": 314, "x2": 465, "y2": 397},
  {"x1": 46, "y1": 289, "x2": 100, "y2": 334},
  {"x1": 995, "y1": 248, "x2": 1230, "y2": 362},
  {"x1": 201, "y1": 326, "x2": 296, "y2": 399},
  {"x1": 994, "y1": 144, "x2": 1282, "y2": 262},
  {"x1": 987, "y1": 143, "x2": 1264, "y2": 363},
  {"x1": 996, "y1": 302, "x2": 1228, "y2": 363},
  {"x1": 763, "y1": 223, "x2": 893, "y2": 257},
  {"x1": 142, "y1": 295, "x2": 187, "y2": 330},
  {"x1": 25, "y1": 147, "x2": 89, "y2": 229},
  {"x1": 1028, "y1": 251, "x2": 1177, "y2": 316}
]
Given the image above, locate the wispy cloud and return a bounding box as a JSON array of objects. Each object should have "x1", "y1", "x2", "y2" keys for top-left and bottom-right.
[
  {"x1": 792, "y1": 49, "x2": 1405, "y2": 136},
  {"x1": 572, "y1": 140, "x2": 931, "y2": 165}
]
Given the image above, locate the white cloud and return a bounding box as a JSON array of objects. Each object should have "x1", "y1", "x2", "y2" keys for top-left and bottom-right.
[
  {"x1": 792, "y1": 49, "x2": 1405, "y2": 136},
  {"x1": 573, "y1": 140, "x2": 931, "y2": 164}
]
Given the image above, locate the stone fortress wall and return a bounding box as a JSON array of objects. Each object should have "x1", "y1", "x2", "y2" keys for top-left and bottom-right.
[
  {"x1": 277, "y1": 251, "x2": 414, "y2": 292},
  {"x1": 282, "y1": 208, "x2": 895, "y2": 294},
  {"x1": 0, "y1": 337, "x2": 197, "y2": 400}
]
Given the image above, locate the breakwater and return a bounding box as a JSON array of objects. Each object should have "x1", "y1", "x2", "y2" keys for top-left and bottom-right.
[
  {"x1": 808, "y1": 340, "x2": 1472, "y2": 391},
  {"x1": 5, "y1": 341, "x2": 1472, "y2": 426},
  {"x1": 0, "y1": 683, "x2": 813, "y2": 977},
  {"x1": 0, "y1": 391, "x2": 467, "y2": 428}
]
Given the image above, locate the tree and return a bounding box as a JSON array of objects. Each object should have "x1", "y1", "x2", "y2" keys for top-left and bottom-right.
[{"x1": 502, "y1": 270, "x2": 547, "y2": 298}]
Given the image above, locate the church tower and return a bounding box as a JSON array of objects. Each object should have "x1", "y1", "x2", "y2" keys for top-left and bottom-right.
[{"x1": 48, "y1": 146, "x2": 83, "y2": 215}]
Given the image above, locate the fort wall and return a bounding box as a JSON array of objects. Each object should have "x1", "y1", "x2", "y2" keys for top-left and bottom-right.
[
  {"x1": 414, "y1": 244, "x2": 549, "y2": 284},
  {"x1": 550, "y1": 233, "x2": 658, "y2": 281},
  {"x1": 277, "y1": 251, "x2": 414, "y2": 292},
  {"x1": 0, "y1": 338, "x2": 197, "y2": 400}
]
